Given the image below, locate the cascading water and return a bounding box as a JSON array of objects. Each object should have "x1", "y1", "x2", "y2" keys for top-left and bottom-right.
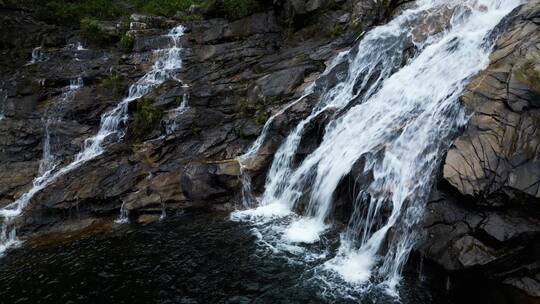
[
  {"x1": 115, "y1": 202, "x2": 130, "y2": 224},
  {"x1": 0, "y1": 87, "x2": 6, "y2": 121},
  {"x1": 27, "y1": 46, "x2": 47, "y2": 65},
  {"x1": 0, "y1": 25, "x2": 186, "y2": 255},
  {"x1": 233, "y1": 0, "x2": 522, "y2": 297}
]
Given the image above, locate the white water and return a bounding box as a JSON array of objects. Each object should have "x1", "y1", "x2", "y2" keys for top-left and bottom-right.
[
  {"x1": 0, "y1": 25, "x2": 186, "y2": 255},
  {"x1": 237, "y1": 52, "x2": 348, "y2": 208},
  {"x1": 115, "y1": 202, "x2": 130, "y2": 224},
  {"x1": 27, "y1": 46, "x2": 47, "y2": 65},
  {"x1": 0, "y1": 87, "x2": 6, "y2": 121},
  {"x1": 40, "y1": 78, "x2": 84, "y2": 175},
  {"x1": 233, "y1": 0, "x2": 521, "y2": 296}
]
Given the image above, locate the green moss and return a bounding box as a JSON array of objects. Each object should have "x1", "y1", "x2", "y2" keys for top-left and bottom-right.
[
  {"x1": 204, "y1": 0, "x2": 262, "y2": 20},
  {"x1": 119, "y1": 33, "x2": 135, "y2": 53},
  {"x1": 236, "y1": 97, "x2": 270, "y2": 126},
  {"x1": 180, "y1": 13, "x2": 204, "y2": 22},
  {"x1": 102, "y1": 72, "x2": 126, "y2": 98},
  {"x1": 80, "y1": 17, "x2": 112, "y2": 45},
  {"x1": 329, "y1": 24, "x2": 344, "y2": 38},
  {"x1": 129, "y1": 0, "x2": 199, "y2": 17},
  {"x1": 29, "y1": 0, "x2": 124, "y2": 26},
  {"x1": 191, "y1": 125, "x2": 202, "y2": 136},
  {"x1": 254, "y1": 105, "x2": 268, "y2": 125},
  {"x1": 515, "y1": 60, "x2": 540, "y2": 93},
  {"x1": 132, "y1": 98, "x2": 163, "y2": 141}
]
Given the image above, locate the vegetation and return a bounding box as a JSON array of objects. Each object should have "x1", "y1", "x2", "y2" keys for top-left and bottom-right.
[
  {"x1": 132, "y1": 98, "x2": 163, "y2": 141},
  {"x1": 329, "y1": 24, "x2": 345, "y2": 38},
  {"x1": 24, "y1": 0, "x2": 263, "y2": 25},
  {"x1": 129, "y1": 0, "x2": 198, "y2": 17},
  {"x1": 204, "y1": 0, "x2": 260, "y2": 20},
  {"x1": 102, "y1": 72, "x2": 126, "y2": 98},
  {"x1": 236, "y1": 97, "x2": 269, "y2": 126},
  {"x1": 28, "y1": 0, "x2": 124, "y2": 26},
  {"x1": 515, "y1": 59, "x2": 540, "y2": 94},
  {"x1": 179, "y1": 14, "x2": 204, "y2": 22},
  {"x1": 80, "y1": 17, "x2": 111, "y2": 45},
  {"x1": 119, "y1": 33, "x2": 135, "y2": 53}
]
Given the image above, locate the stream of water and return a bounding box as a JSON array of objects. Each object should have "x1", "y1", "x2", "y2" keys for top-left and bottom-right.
[{"x1": 0, "y1": 25, "x2": 187, "y2": 256}]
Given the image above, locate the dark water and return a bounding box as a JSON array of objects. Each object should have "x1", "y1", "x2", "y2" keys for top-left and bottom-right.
[{"x1": 0, "y1": 213, "x2": 452, "y2": 304}]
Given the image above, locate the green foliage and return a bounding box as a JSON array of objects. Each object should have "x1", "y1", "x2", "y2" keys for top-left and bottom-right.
[
  {"x1": 328, "y1": 24, "x2": 344, "y2": 38},
  {"x1": 204, "y1": 0, "x2": 261, "y2": 19},
  {"x1": 27, "y1": 0, "x2": 263, "y2": 25},
  {"x1": 129, "y1": 0, "x2": 200, "y2": 17},
  {"x1": 119, "y1": 33, "x2": 135, "y2": 53},
  {"x1": 180, "y1": 13, "x2": 204, "y2": 22},
  {"x1": 102, "y1": 72, "x2": 126, "y2": 98},
  {"x1": 236, "y1": 97, "x2": 269, "y2": 126},
  {"x1": 30, "y1": 0, "x2": 123, "y2": 26},
  {"x1": 80, "y1": 17, "x2": 111, "y2": 45},
  {"x1": 132, "y1": 98, "x2": 163, "y2": 141}
]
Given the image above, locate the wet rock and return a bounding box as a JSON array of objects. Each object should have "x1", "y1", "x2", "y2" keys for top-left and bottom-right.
[
  {"x1": 443, "y1": 1, "x2": 540, "y2": 201},
  {"x1": 197, "y1": 13, "x2": 279, "y2": 43},
  {"x1": 181, "y1": 161, "x2": 238, "y2": 203},
  {"x1": 421, "y1": 2, "x2": 540, "y2": 300}
]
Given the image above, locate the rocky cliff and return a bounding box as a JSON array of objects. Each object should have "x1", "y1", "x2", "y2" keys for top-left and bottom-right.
[
  {"x1": 419, "y1": 1, "x2": 540, "y2": 302},
  {"x1": 0, "y1": 0, "x2": 539, "y2": 302}
]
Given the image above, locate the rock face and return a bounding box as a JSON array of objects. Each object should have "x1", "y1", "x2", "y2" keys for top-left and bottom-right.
[
  {"x1": 1, "y1": 1, "x2": 381, "y2": 235},
  {"x1": 420, "y1": 1, "x2": 540, "y2": 301},
  {"x1": 1, "y1": 0, "x2": 539, "y2": 302}
]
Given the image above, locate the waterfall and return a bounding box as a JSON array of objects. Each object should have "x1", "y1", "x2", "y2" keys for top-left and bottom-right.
[
  {"x1": 0, "y1": 87, "x2": 6, "y2": 121},
  {"x1": 233, "y1": 0, "x2": 522, "y2": 296},
  {"x1": 115, "y1": 202, "x2": 130, "y2": 224},
  {"x1": 0, "y1": 25, "x2": 186, "y2": 255},
  {"x1": 236, "y1": 51, "x2": 349, "y2": 208},
  {"x1": 27, "y1": 46, "x2": 47, "y2": 65}
]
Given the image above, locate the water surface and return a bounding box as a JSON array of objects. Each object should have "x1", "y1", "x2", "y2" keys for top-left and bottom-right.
[{"x1": 0, "y1": 213, "x2": 451, "y2": 304}]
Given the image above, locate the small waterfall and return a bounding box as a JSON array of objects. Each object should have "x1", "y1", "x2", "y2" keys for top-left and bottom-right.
[
  {"x1": 115, "y1": 202, "x2": 130, "y2": 224},
  {"x1": 237, "y1": 89, "x2": 316, "y2": 208},
  {"x1": 40, "y1": 78, "x2": 84, "y2": 174},
  {"x1": 0, "y1": 88, "x2": 6, "y2": 121},
  {"x1": 234, "y1": 0, "x2": 522, "y2": 296},
  {"x1": 160, "y1": 203, "x2": 167, "y2": 221},
  {"x1": 0, "y1": 25, "x2": 186, "y2": 255},
  {"x1": 27, "y1": 47, "x2": 47, "y2": 65}
]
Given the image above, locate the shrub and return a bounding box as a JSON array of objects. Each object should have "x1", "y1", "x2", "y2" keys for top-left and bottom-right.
[
  {"x1": 129, "y1": 0, "x2": 199, "y2": 17},
  {"x1": 204, "y1": 0, "x2": 261, "y2": 20},
  {"x1": 80, "y1": 17, "x2": 110, "y2": 45},
  {"x1": 180, "y1": 14, "x2": 204, "y2": 22},
  {"x1": 102, "y1": 73, "x2": 126, "y2": 98},
  {"x1": 132, "y1": 98, "x2": 163, "y2": 141},
  {"x1": 329, "y1": 24, "x2": 344, "y2": 38},
  {"x1": 30, "y1": 0, "x2": 123, "y2": 26},
  {"x1": 119, "y1": 33, "x2": 135, "y2": 53}
]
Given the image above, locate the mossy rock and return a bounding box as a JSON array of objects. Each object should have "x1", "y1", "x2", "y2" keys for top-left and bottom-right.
[
  {"x1": 80, "y1": 17, "x2": 116, "y2": 46},
  {"x1": 131, "y1": 98, "x2": 163, "y2": 141},
  {"x1": 102, "y1": 73, "x2": 127, "y2": 98},
  {"x1": 514, "y1": 59, "x2": 540, "y2": 105}
]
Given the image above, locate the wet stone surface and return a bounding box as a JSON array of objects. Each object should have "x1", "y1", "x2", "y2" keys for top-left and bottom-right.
[{"x1": 0, "y1": 213, "x2": 451, "y2": 304}]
